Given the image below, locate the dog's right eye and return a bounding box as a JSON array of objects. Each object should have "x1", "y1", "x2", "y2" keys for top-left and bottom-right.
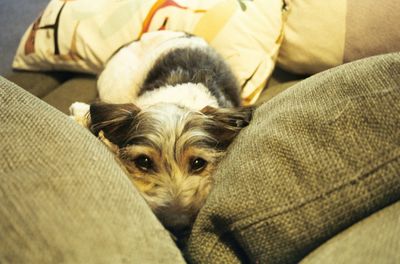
[
  {"x1": 134, "y1": 155, "x2": 153, "y2": 172},
  {"x1": 190, "y1": 157, "x2": 208, "y2": 174}
]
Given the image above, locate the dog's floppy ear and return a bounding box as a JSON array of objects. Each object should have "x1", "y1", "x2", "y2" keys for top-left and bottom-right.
[
  {"x1": 201, "y1": 105, "x2": 254, "y2": 149},
  {"x1": 89, "y1": 102, "x2": 140, "y2": 147}
]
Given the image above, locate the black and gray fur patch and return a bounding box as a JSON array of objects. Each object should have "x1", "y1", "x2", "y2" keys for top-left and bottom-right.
[{"x1": 139, "y1": 42, "x2": 241, "y2": 107}]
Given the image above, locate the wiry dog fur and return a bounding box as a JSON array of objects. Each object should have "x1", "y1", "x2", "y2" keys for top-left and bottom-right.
[{"x1": 70, "y1": 31, "x2": 253, "y2": 232}]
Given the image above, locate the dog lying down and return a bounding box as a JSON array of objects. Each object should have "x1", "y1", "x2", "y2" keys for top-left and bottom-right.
[{"x1": 70, "y1": 31, "x2": 253, "y2": 233}]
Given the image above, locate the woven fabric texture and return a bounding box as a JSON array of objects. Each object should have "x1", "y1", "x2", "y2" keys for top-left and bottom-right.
[
  {"x1": 0, "y1": 77, "x2": 184, "y2": 263},
  {"x1": 301, "y1": 200, "x2": 400, "y2": 263},
  {"x1": 186, "y1": 53, "x2": 400, "y2": 263}
]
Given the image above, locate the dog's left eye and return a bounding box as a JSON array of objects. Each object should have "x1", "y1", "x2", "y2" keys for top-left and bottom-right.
[
  {"x1": 134, "y1": 155, "x2": 154, "y2": 172},
  {"x1": 190, "y1": 157, "x2": 207, "y2": 173}
]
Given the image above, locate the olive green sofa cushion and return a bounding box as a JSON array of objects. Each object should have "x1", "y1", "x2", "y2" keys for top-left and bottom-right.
[
  {"x1": 0, "y1": 77, "x2": 185, "y2": 263},
  {"x1": 301, "y1": 200, "x2": 400, "y2": 263},
  {"x1": 186, "y1": 53, "x2": 400, "y2": 263}
]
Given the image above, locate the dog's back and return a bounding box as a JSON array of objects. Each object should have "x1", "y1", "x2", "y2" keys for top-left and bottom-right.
[
  {"x1": 140, "y1": 43, "x2": 241, "y2": 107},
  {"x1": 97, "y1": 31, "x2": 241, "y2": 109}
]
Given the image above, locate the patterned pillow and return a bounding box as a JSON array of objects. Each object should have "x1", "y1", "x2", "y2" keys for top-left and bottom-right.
[
  {"x1": 12, "y1": 0, "x2": 286, "y2": 105},
  {"x1": 278, "y1": 0, "x2": 400, "y2": 74}
]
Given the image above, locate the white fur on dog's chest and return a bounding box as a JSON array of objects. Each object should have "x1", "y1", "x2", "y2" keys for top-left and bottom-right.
[{"x1": 136, "y1": 83, "x2": 219, "y2": 110}]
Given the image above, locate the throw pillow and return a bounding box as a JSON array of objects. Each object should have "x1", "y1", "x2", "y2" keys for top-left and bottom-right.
[
  {"x1": 278, "y1": 0, "x2": 400, "y2": 74},
  {"x1": 12, "y1": 0, "x2": 286, "y2": 104}
]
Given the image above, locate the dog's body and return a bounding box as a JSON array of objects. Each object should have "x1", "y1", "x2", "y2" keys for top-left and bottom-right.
[{"x1": 70, "y1": 31, "x2": 252, "y2": 232}]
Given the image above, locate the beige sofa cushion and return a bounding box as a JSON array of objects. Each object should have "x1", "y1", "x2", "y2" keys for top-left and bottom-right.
[
  {"x1": 278, "y1": 0, "x2": 400, "y2": 74},
  {"x1": 187, "y1": 53, "x2": 400, "y2": 263},
  {"x1": 301, "y1": 200, "x2": 400, "y2": 263}
]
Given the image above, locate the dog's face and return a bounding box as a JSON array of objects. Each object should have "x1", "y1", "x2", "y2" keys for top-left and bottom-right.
[{"x1": 89, "y1": 102, "x2": 252, "y2": 231}]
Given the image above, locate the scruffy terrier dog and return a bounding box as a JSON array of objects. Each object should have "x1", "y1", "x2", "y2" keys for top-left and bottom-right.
[{"x1": 70, "y1": 31, "x2": 252, "y2": 233}]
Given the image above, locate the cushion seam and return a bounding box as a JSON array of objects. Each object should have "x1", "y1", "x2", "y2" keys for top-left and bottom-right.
[
  {"x1": 232, "y1": 145, "x2": 400, "y2": 230},
  {"x1": 202, "y1": 145, "x2": 400, "y2": 260}
]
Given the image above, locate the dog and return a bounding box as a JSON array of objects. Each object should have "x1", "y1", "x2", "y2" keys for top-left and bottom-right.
[{"x1": 70, "y1": 31, "x2": 253, "y2": 233}]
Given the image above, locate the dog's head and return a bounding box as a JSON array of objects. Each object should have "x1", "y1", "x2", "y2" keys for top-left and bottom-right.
[{"x1": 89, "y1": 102, "x2": 252, "y2": 231}]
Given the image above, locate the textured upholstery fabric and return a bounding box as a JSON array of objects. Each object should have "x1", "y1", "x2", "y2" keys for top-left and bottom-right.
[
  {"x1": 0, "y1": 77, "x2": 184, "y2": 263},
  {"x1": 41, "y1": 75, "x2": 97, "y2": 114},
  {"x1": 187, "y1": 53, "x2": 400, "y2": 263},
  {"x1": 5, "y1": 72, "x2": 97, "y2": 114},
  {"x1": 6, "y1": 71, "x2": 71, "y2": 98},
  {"x1": 301, "y1": 200, "x2": 400, "y2": 263}
]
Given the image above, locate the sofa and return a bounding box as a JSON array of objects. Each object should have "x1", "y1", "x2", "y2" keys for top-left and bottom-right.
[{"x1": 1, "y1": 1, "x2": 399, "y2": 263}]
